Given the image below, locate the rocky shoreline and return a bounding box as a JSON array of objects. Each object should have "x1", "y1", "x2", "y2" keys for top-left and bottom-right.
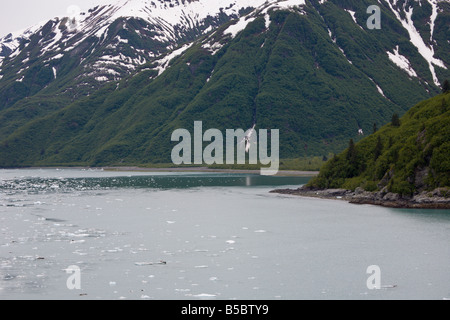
[{"x1": 270, "y1": 186, "x2": 450, "y2": 209}]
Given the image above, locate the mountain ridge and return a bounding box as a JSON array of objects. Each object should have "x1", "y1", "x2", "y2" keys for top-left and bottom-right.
[{"x1": 0, "y1": 0, "x2": 449, "y2": 167}]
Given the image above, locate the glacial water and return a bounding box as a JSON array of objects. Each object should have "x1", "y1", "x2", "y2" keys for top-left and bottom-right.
[{"x1": 0, "y1": 169, "x2": 449, "y2": 300}]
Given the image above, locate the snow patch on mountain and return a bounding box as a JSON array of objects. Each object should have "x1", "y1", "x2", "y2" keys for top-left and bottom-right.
[
  {"x1": 95, "y1": 76, "x2": 109, "y2": 82},
  {"x1": 224, "y1": 16, "x2": 256, "y2": 38},
  {"x1": 345, "y1": 9, "x2": 356, "y2": 24},
  {"x1": 202, "y1": 41, "x2": 224, "y2": 56},
  {"x1": 258, "y1": 0, "x2": 307, "y2": 34},
  {"x1": 338, "y1": 46, "x2": 353, "y2": 65},
  {"x1": 383, "y1": 0, "x2": 447, "y2": 86},
  {"x1": 327, "y1": 28, "x2": 336, "y2": 43},
  {"x1": 345, "y1": 9, "x2": 363, "y2": 30},
  {"x1": 376, "y1": 84, "x2": 386, "y2": 98},
  {"x1": 201, "y1": 0, "x2": 306, "y2": 54},
  {"x1": 387, "y1": 45, "x2": 418, "y2": 78},
  {"x1": 0, "y1": 21, "x2": 46, "y2": 54},
  {"x1": 154, "y1": 42, "x2": 193, "y2": 76},
  {"x1": 223, "y1": 0, "x2": 306, "y2": 38},
  {"x1": 427, "y1": 0, "x2": 438, "y2": 42},
  {"x1": 270, "y1": 0, "x2": 306, "y2": 10}
]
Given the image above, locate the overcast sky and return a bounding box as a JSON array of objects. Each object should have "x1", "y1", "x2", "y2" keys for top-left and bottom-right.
[{"x1": 0, "y1": 0, "x2": 114, "y2": 37}]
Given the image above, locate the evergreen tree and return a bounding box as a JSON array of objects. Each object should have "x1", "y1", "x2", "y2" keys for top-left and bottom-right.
[
  {"x1": 373, "y1": 123, "x2": 378, "y2": 134},
  {"x1": 442, "y1": 79, "x2": 450, "y2": 93},
  {"x1": 346, "y1": 139, "x2": 358, "y2": 177},
  {"x1": 388, "y1": 136, "x2": 393, "y2": 148},
  {"x1": 391, "y1": 113, "x2": 401, "y2": 127},
  {"x1": 347, "y1": 139, "x2": 356, "y2": 161},
  {"x1": 374, "y1": 136, "x2": 383, "y2": 160}
]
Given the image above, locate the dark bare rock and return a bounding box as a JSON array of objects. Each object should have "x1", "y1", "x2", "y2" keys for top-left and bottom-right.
[{"x1": 271, "y1": 186, "x2": 450, "y2": 209}]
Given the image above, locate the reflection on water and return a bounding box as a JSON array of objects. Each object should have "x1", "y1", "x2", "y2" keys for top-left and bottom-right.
[{"x1": 389, "y1": 208, "x2": 450, "y2": 224}]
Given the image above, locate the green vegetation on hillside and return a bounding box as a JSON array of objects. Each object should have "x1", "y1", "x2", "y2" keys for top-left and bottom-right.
[
  {"x1": 1, "y1": 1, "x2": 449, "y2": 167},
  {"x1": 307, "y1": 92, "x2": 450, "y2": 195}
]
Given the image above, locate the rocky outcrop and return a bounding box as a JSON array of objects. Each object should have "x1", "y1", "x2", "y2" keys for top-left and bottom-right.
[{"x1": 270, "y1": 186, "x2": 450, "y2": 209}]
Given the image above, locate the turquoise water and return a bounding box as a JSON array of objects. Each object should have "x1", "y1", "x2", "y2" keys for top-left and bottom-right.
[{"x1": 0, "y1": 169, "x2": 449, "y2": 300}]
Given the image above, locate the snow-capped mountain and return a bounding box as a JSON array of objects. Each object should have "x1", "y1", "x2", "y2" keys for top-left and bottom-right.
[
  {"x1": 0, "y1": 0, "x2": 448, "y2": 88},
  {"x1": 0, "y1": 0, "x2": 312, "y2": 111},
  {"x1": 0, "y1": 0, "x2": 449, "y2": 166},
  {"x1": 0, "y1": 0, "x2": 238, "y2": 84},
  {"x1": 0, "y1": 0, "x2": 302, "y2": 85}
]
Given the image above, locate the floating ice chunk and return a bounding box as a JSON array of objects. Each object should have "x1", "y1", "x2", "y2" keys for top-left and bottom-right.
[
  {"x1": 73, "y1": 250, "x2": 87, "y2": 256},
  {"x1": 194, "y1": 265, "x2": 208, "y2": 269},
  {"x1": 135, "y1": 261, "x2": 166, "y2": 266},
  {"x1": 73, "y1": 234, "x2": 91, "y2": 238},
  {"x1": 3, "y1": 274, "x2": 16, "y2": 281},
  {"x1": 192, "y1": 293, "x2": 217, "y2": 299},
  {"x1": 381, "y1": 284, "x2": 398, "y2": 289},
  {"x1": 254, "y1": 230, "x2": 267, "y2": 233},
  {"x1": 70, "y1": 240, "x2": 86, "y2": 244},
  {"x1": 226, "y1": 240, "x2": 236, "y2": 244}
]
